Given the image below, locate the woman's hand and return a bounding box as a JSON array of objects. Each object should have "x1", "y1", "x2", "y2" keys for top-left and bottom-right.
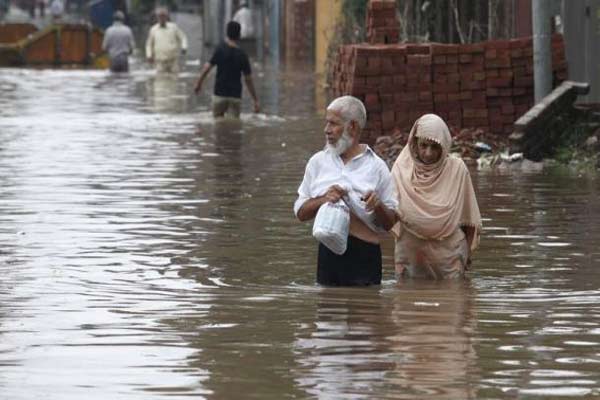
[{"x1": 362, "y1": 191, "x2": 381, "y2": 212}]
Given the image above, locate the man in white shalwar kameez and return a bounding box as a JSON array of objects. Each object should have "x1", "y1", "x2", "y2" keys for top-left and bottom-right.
[{"x1": 145, "y1": 7, "x2": 188, "y2": 74}]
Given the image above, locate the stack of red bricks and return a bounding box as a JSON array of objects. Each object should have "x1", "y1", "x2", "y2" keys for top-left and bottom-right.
[
  {"x1": 330, "y1": 34, "x2": 568, "y2": 143},
  {"x1": 366, "y1": 0, "x2": 399, "y2": 44}
]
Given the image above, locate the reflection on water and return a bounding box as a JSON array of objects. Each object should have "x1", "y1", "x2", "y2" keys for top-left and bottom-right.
[
  {"x1": 0, "y1": 65, "x2": 599, "y2": 399},
  {"x1": 146, "y1": 74, "x2": 190, "y2": 113}
]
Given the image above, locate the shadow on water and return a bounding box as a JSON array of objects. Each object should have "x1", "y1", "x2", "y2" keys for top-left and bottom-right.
[{"x1": 0, "y1": 60, "x2": 599, "y2": 399}]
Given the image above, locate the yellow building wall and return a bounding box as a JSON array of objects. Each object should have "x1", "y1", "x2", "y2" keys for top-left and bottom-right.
[{"x1": 315, "y1": 0, "x2": 343, "y2": 76}]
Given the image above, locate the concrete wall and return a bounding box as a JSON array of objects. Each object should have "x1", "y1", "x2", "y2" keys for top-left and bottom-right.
[{"x1": 563, "y1": 0, "x2": 600, "y2": 104}]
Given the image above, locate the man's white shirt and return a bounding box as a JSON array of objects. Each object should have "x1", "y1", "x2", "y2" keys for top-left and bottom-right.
[
  {"x1": 294, "y1": 146, "x2": 398, "y2": 222},
  {"x1": 145, "y1": 22, "x2": 188, "y2": 61}
]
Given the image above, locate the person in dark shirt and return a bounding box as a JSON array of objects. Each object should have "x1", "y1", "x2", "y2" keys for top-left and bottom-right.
[{"x1": 194, "y1": 20, "x2": 260, "y2": 118}]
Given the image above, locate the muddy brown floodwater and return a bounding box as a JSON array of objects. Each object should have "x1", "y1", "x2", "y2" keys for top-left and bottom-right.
[{"x1": 0, "y1": 63, "x2": 599, "y2": 399}]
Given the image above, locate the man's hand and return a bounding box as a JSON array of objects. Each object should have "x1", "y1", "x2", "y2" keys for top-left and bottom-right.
[
  {"x1": 253, "y1": 100, "x2": 260, "y2": 113},
  {"x1": 194, "y1": 80, "x2": 202, "y2": 95},
  {"x1": 147, "y1": 57, "x2": 154, "y2": 64},
  {"x1": 362, "y1": 191, "x2": 381, "y2": 212},
  {"x1": 325, "y1": 185, "x2": 346, "y2": 204}
]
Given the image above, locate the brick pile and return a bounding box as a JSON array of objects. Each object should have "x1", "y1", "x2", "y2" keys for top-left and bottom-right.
[
  {"x1": 366, "y1": 0, "x2": 399, "y2": 44},
  {"x1": 331, "y1": 34, "x2": 568, "y2": 143}
]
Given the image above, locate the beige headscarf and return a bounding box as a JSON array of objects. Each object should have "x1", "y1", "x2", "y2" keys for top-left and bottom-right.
[{"x1": 391, "y1": 114, "x2": 482, "y2": 250}]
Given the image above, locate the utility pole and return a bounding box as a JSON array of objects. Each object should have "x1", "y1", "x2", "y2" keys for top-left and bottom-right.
[
  {"x1": 532, "y1": 0, "x2": 552, "y2": 103},
  {"x1": 268, "y1": 0, "x2": 280, "y2": 65}
]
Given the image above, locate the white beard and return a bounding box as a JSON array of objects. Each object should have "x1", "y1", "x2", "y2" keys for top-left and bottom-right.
[{"x1": 327, "y1": 127, "x2": 353, "y2": 156}]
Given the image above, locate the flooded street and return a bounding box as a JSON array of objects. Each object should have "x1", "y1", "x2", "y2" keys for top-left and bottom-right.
[{"x1": 1, "y1": 64, "x2": 599, "y2": 399}]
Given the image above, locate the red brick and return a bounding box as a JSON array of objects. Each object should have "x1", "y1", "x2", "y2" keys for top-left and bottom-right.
[
  {"x1": 459, "y1": 63, "x2": 484, "y2": 74},
  {"x1": 410, "y1": 109, "x2": 435, "y2": 121},
  {"x1": 486, "y1": 57, "x2": 511, "y2": 68},
  {"x1": 369, "y1": 0, "x2": 385, "y2": 11},
  {"x1": 433, "y1": 83, "x2": 460, "y2": 93},
  {"x1": 354, "y1": 46, "x2": 378, "y2": 57},
  {"x1": 471, "y1": 55, "x2": 485, "y2": 64},
  {"x1": 406, "y1": 55, "x2": 421, "y2": 65},
  {"x1": 459, "y1": 91, "x2": 472, "y2": 100},
  {"x1": 463, "y1": 108, "x2": 489, "y2": 118},
  {"x1": 489, "y1": 112, "x2": 515, "y2": 124},
  {"x1": 392, "y1": 55, "x2": 406, "y2": 66},
  {"x1": 434, "y1": 63, "x2": 458, "y2": 73},
  {"x1": 433, "y1": 55, "x2": 447, "y2": 64},
  {"x1": 406, "y1": 44, "x2": 430, "y2": 55},
  {"x1": 434, "y1": 93, "x2": 448, "y2": 102},
  {"x1": 487, "y1": 77, "x2": 513, "y2": 88},
  {"x1": 459, "y1": 54, "x2": 472, "y2": 63},
  {"x1": 380, "y1": 93, "x2": 393, "y2": 105},
  {"x1": 366, "y1": 76, "x2": 381, "y2": 86},
  {"x1": 485, "y1": 49, "x2": 497, "y2": 59},
  {"x1": 510, "y1": 48, "x2": 523, "y2": 58},
  {"x1": 381, "y1": 57, "x2": 395, "y2": 74},
  {"x1": 393, "y1": 75, "x2": 406, "y2": 86},
  {"x1": 435, "y1": 101, "x2": 462, "y2": 112},
  {"x1": 516, "y1": 103, "x2": 532, "y2": 114},
  {"x1": 419, "y1": 91, "x2": 433, "y2": 101},
  {"x1": 385, "y1": 17, "x2": 398, "y2": 27},
  {"x1": 459, "y1": 43, "x2": 485, "y2": 54},
  {"x1": 382, "y1": 110, "x2": 395, "y2": 129},
  {"x1": 446, "y1": 55, "x2": 458, "y2": 64},
  {"x1": 460, "y1": 80, "x2": 486, "y2": 90},
  {"x1": 365, "y1": 93, "x2": 380, "y2": 109},
  {"x1": 430, "y1": 43, "x2": 459, "y2": 55},
  {"x1": 462, "y1": 118, "x2": 489, "y2": 126},
  {"x1": 514, "y1": 77, "x2": 533, "y2": 87},
  {"x1": 469, "y1": 91, "x2": 486, "y2": 103},
  {"x1": 447, "y1": 92, "x2": 461, "y2": 102},
  {"x1": 514, "y1": 95, "x2": 533, "y2": 105},
  {"x1": 382, "y1": 0, "x2": 396, "y2": 10},
  {"x1": 364, "y1": 61, "x2": 381, "y2": 76},
  {"x1": 446, "y1": 73, "x2": 460, "y2": 82},
  {"x1": 395, "y1": 112, "x2": 410, "y2": 126},
  {"x1": 501, "y1": 103, "x2": 515, "y2": 114},
  {"x1": 486, "y1": 40, "x2": 511, "y2": 49},
  {"x1": 486, "y1": 88, "x2": 499, "y2": 96},
  {"x1": 509, "y1": 37, "x2": 532, "y2": 48},
  {"x1": 350, "y1": 83, "x2": 368, "y2": 95}
]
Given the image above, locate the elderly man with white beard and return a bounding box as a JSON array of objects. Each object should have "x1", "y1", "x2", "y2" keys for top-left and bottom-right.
[{"x1": 293, "y1": 95, "x2": 398, "y2": 286}]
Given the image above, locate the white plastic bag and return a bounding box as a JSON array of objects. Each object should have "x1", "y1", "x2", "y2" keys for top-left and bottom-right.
[
  {"x1": 312, "y1": 201, "x2": 350, "y2": 255},
  {"x1": 343, "y1": 191, "x2": 387, "y2": 234}
]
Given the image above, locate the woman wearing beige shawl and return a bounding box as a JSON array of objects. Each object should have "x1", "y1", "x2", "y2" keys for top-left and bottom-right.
[{"x1": 391, "y1": 114, "x2": 482, "y2": 279}]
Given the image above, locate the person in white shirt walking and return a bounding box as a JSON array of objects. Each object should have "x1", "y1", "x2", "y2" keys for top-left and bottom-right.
[
  {"x1": 145, "y1": 7, "x2": 188, "y2": 74},
  {"x1": 232, "y1": 1, "x2": 254, "y2": 39},
  {"x1": 49, "y1": 0, "x2": 63, "y2": 22},
  {"x1": 294, "y1": 95, "x2": 398, "y2": 286},
  {"x1": 232, "y1": 1, "x2": 255, "y2": 56},
  {"x1": 102, "y1": 10, "x2": 135, "y2": 73}
]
